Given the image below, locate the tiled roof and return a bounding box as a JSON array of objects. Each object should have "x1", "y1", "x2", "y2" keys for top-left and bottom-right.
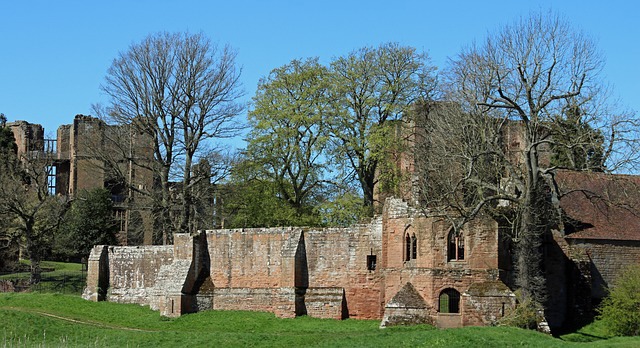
[{"x1": 556, "y1": 171, "x2": 640, "y2": 241}]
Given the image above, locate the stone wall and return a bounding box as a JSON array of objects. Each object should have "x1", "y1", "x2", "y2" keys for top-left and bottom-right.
[
  {"x1": 211, "y1": 287, "x2": 297, "y2": 318},
  {"x1": 204, "y1": 220, "x2": 384, "y2": 319},
  {"x1": 83, "y1": 198, "x2": 517, "y2": 327},
  {"x1": 380, "y1": 198, "x2": 506, "y2": 324},
  {"x1": 302, "y1": 221, "x2": 383, "y2": 319},
  {"x1": 207, "y1": 227, "x2": 299, "y2": 289},
  {"x1": 462, "y1": 281, "x2": 516, "y2": 326},
  {"x1": 7, "y1": 121, "x2": 44, "y2": 158},
  {"x1": 303, "y1": 287, "x2": 345, "y2": 319},
  {"x1": 105, "y1": 245, "x2": 174, "y2": 305},
  {"x1": 567, "y1": 239, "x2": 640, "y2": 299},
  {"x1": 83, "y1": 245, "x2": 109, "y2": 301}
]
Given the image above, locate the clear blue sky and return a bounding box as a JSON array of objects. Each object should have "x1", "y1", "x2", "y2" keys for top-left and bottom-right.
[{"x1": 1, "y1": 0, "x2": 638, "y2": 146}]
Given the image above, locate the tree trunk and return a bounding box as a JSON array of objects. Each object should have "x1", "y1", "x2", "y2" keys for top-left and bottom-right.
[
  {"x1": 180, "y1": 152, "x2": 193, "y2": 234},
  {"x1": 29, "y1": 255, "x2": 42, "y2": 285},
  {"x1": 160, "y1": 164, "x2": 172, "y2": 245},
  {"x1": 516, "y1": 137, "x2": 546, "y2": 303},
  {"x1": 25, "y1": 224, "x2": 42, "y2": 284},
  {"x1": 360, "y1": 163, "x2": 377, "y2": 212}
]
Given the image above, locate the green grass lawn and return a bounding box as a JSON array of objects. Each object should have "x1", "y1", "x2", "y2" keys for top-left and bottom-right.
[
  {"x1": 0, "y1": 260, "x2": 86, "y2": 295},
  {"x1": 1, "y1": 293, "x2": 639, "y2": 347}
]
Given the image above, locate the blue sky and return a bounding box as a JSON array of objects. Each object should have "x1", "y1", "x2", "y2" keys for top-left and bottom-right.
[{"x1": 1, "y1": 1, "x2": 638, "y2": 147}]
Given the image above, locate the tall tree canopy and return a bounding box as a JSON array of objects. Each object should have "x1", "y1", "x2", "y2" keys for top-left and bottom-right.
[
  {"x1": 54, "y1": 188, "x2": 119, "y2": 260},
  {"x1": 100, "y1": 32, "x2": 244, "y2": 242},
  {"x1": 329, "y1": 42, "x2": 437, "y2": 211},
  {"x1": 246, "y1": 58, "x2": 332, "y2": 214},
  {"x1": 0, "y1": 125, "x2": 67, "y2": 283}
]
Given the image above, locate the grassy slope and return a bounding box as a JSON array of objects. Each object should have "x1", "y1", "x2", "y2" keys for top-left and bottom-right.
[
  {"x1": 0, "y1": 261, "x2": 86, "y2": 295},
  {"x1": 1, "y1": 293, "x2": 639, "y2": 347}
]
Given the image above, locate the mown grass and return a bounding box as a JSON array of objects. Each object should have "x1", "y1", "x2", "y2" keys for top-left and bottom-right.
[
  {"x1": 0, "y1": 260, "x2": 86, "y2": 295},
  {"x1": 1, "y1": 293, "x2": 639, "y2": 347}
]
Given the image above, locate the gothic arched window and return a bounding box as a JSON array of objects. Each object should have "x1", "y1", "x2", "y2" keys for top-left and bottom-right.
[
  {"x1": 411, "y1": 234, "x2": 417, "y2": 259},
  {"x1": 447, "y1": 230, "x2": 464, "y2": 261},
  {"x1": 405, "y1": 233, "x2": 411, "y2": 261}
]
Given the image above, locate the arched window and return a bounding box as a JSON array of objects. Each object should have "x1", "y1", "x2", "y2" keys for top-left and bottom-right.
[
  {"x1": 447, "y1": 230, "x2": 464, "y2": 261},
  {"x1": 439, "y1": 288, "x2": 461, "y2": 313},
  {"x1": 411, "y1": 234, "x2": 417, "y2": 259},
  {"x1": 404, "y1": 232, "x2": 417, "y2": 262},
  {"x1": 405, "y1": 233, "x2": 411, "y2": 261}
]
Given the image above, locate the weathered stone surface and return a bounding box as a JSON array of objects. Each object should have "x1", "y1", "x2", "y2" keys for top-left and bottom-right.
[
  {"x1": 380, "y1": 282, "x2": 432, "y2": 327},
  {"x1": 104, "y1": 245, "x2": 174, "y2": 305},
  {"x1": 87, "y1": 195, "x2": 640, "y2": 332},
  {"x1": 303, "y1": 287, "x2": 345, "y2": 319},
  {"x1": 385, "y1": 282, "x2": 427, "y2": 309},
  {"x1": 82, "y1": 245, "x2": 109, "y2": 301}
]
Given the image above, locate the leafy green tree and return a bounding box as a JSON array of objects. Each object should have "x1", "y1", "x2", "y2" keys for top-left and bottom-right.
[
  {"x1": 54, "y1": 188, "x2": 119, "y2": 260},
  {"x1": 328, "y1": 42, "x2": 437, "y2": 211},
  {"x1": 0, "y1": 148, "x2": 67, "y2": 283},
  {"x1": 0, "y1": 113, "x2": 17, "y2": 156},
  {"x1": 246, "y1": 58, "x2": 332, "y2": 215},
  {"x1": 598, "y1": 265, "x2": 640, "y2": 336},
  {"x1": 317, "y1": 187, "x2": 368, "y2": 227},
  {"x1": 221, "y1": 158, "x2": 322, "y2": 228}
]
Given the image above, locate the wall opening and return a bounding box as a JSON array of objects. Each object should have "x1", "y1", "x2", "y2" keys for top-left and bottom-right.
[
  {"x1": 405, "y1": 233, "x2": 411, "y2": 261},
  {"x1": 439, "y1": 288, "x2": 461, "y2": 313},
  {"x1": 404, "y1": 228, "x2": 417, "y2": 262},
  {"x1": 295, "y1": 231, "x2": 309, "y2": 316},
  {"x1": 411, "y1": 234, "x2": 417, "y2": 259},
  {"x1": 447, "y1": 230, "x2": 464, "y2": 261},
  {"x1": 367, "y1": 254, "x2": 377, "y2": 271}
]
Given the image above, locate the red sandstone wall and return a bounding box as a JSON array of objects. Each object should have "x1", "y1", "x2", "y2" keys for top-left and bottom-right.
[
  {"x1": 211, "y1": 287, "x2": 297, "y2": 318},
  {"x1": 207, "y1": 228, "x2": 298, "y2": 288},
  {"x1": 303, "y1": 222, "x2": 384, "y2": 319},
  {"x1": 205, "y1": 222, "x2": 385, "y2": 320},
  {"x1": 380, "y1": 199, "x2": 504, "y2": 324}
]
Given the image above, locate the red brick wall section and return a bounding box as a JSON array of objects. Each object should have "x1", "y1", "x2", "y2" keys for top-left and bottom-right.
[
  {"x1": 173, "y1": 233, "x2": 194, "y2": 260},
  {"x1": 211, "y1": 287, "x2": 297, "y2": 318},
  {"x1": 207, "y1": 228, "x2": 299, "y2": 289},
  {"x1": 297, "y1": 287, "x2": 345, "y2": 319},
  {"x1": 303, "y1": 224, "x2": 384, "y2": 320},
  {"x1": 205, "y1": 223, "x2": 385, "y2": 320}
]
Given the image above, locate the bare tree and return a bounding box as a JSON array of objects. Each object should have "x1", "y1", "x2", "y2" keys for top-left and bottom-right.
[
  {"x1": 0, "y1": 144, "x2": 68, "y2": 283},
  {"x1": 100, "y1": 32, "x2": 244, "y2": 243},
  {"x1": 420, "y1": 12, "x2": 639, "y2": 303}
]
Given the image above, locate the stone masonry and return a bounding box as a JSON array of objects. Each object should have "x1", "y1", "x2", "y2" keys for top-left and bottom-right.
[{"x1": 84, "y1": 198, "x2": 517, "y2": 327}]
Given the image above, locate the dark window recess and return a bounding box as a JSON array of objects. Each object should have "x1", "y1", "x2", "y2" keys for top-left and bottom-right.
[
  {"x1": 367, "y1": 255, "x2": 377, "y2": 271},
  {"x1": 405, "y1": 233, "x2": 418, "y2": 262},
  {"x1": 411, "y1": 234, "x2": 417, "y2": 259},
  {"x1": 448, "y1": 230, "x2": 465, "y2": 261},
  {"x1": 439, "y1": 288, "x2": 461, "y2": 313},
  {"x1": 405, "y1": 233, "x2": 411, "y2": 261}
]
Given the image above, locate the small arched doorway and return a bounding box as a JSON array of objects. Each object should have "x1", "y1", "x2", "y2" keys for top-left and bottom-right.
[{"x1": 439, "y1": 288, "x2": 461, "y2": 313}]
